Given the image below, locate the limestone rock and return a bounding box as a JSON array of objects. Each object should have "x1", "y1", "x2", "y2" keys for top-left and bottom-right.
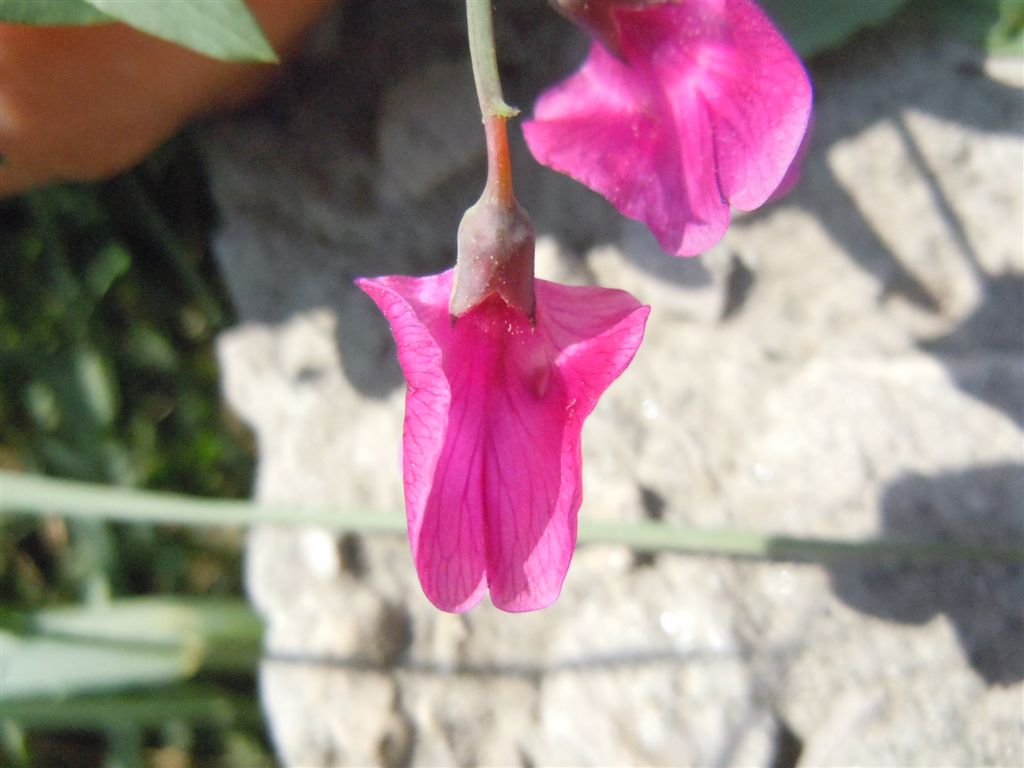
[{"x1": 203, "y1": 2, "x2": 1023, "y2": 765}]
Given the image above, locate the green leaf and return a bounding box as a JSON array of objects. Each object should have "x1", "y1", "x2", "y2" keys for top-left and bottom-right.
[
  {"x1": 24, "y1": 381, "x2": 60, "y2": 432},
  {"x1": 760, "y1": 0, "x2": 909, "y2": 57},
  {"x1": 1, "y1": 598, "x2": 262, "y2": 700},
  {"x1": 1, "y1": 628, "x2": 194, "y2": 699},
  {"x1": 991, "y1": 0, "x2": 1024, "y2": 54},
  {"x1": 84, "y1": 243, "x2": 131, "y2": 299},
  {"x1": 125, "y1": 324, "x2": 179, "y2": 374},
  {"x1": 0, "y1": 0, "x2": 111, "y2": 25},
  {"x1": 924, "y1": 0, "x2": 1024, "y2": 55},
  {"x1": 74, "y1": 345, "x2": 119, "y2": 430},
  {"x1": 0, "y1": 720, "x2": 28, "y2": 767},
  {"x1": 82, "y1": 0, "x2": 278, "y2": 63}
]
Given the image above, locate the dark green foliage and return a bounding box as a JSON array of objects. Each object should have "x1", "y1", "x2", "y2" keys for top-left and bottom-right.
[
  {"x1": 0, "y1": 142, "x2": 252, "y2": 501},
  {"x1": 0, "y1": 139, "x2": 264, "y2": 766}
]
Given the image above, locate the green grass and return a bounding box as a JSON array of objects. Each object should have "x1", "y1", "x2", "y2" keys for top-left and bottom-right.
[{"x1": 0, "y1": 137, "x2": 265, "y2": 768}]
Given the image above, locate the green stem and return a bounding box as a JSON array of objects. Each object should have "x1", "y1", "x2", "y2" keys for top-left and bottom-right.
[
  {"x1": 0, "y1": 470, "x2": 401, "y2": 534},
  {"x1": 466, "y1": 0, "x2": 518, "y2": 206},
  {"x1": 3, "y1": 471, "x2": 1021, "y2": 565},
  {"x1": 466, "y1": 0, "x2": 517, "y2": 120}
]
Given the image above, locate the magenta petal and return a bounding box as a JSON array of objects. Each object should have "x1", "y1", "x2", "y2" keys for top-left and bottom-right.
[
  {"x1": 357, "y1": 273, "x2": 485, "y2": 611},
  {"x1": 523, "y1": 0, "x2": 812, "y2": 256},
  {"x1": 358, "y1": 270, "x2": 649, "y2": 612}
]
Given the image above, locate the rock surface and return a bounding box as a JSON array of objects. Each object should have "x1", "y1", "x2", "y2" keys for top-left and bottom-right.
[{"x1": 203, "y1": 3, "x2": 1023, "y2": 766}]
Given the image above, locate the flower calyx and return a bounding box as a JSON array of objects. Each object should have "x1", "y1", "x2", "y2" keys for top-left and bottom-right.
[{"x1": 450, "y1": 189, "x2": 536, "y2": 320}]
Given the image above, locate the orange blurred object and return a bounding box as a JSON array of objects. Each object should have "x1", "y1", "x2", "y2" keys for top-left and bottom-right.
[{"x1": 0, "y1": 0, "x2": 334, "y2": 196}]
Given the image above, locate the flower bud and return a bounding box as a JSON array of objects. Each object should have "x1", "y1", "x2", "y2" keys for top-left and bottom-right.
[{"x1": 450, "y1": 192, "x2": 536, "y2": 319}]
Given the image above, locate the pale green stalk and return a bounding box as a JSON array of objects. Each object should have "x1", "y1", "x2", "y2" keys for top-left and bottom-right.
[
  {"x1": 3, "y1": 471, "x2": 1021, "y2": 565},
  {"x1": 466, "y1": 0, "x2": 517, "y2": 204},
  {"x1": 466, "y1": 0, "x2": 518, "y2": 120}
]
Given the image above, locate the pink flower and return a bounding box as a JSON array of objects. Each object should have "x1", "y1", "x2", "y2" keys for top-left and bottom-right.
[
  {"x1": 358, "y1": 269, "x2": 649, "y2": 612},
  {"x1": 523, "y1": 0, "x2": 812, "y2": 256}
]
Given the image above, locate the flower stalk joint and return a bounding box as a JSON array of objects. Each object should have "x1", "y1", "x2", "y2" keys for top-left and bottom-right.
[{"x1": 451, "y1": 0, "x2": 536, "y2": 318}]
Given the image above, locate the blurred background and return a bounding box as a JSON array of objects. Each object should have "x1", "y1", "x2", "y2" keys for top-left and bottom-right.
[
  {"x1": 1, "y1": 1, "x2": 1021, "y2": 766},
  {"x1": 1, "y1": 143, "x2": 264, "y2": 765}
]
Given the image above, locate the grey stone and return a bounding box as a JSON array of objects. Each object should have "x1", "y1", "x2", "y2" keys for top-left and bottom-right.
[{"x1": 204, "y1": 3, "x2": 1023, "y2": 766}]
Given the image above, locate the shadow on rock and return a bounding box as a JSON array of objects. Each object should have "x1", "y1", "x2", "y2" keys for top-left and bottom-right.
[
  {"x1": 922, "y1": 272, "x2": 1024, "y2": 428},
  {"x1": 265, "y1": 646, "x2": 727, "y2": 683},
  {"x1": 743, "y1": 19, "x2": 1023, "y2": 315},
  {"x1": 336, "y1": 285, "x2": 408, "y2": 399},
  {"x1": 830, "y1": 464, "x2": 1024, "y2": 686}
]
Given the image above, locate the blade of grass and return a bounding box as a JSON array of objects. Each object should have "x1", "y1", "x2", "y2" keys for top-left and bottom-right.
[
  {"x1": 1, "y1": 597, "x2": 261, "y2": 700},
  {"x1": 3, "y1": 470, "x2": 1021, "y2": 565}
]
